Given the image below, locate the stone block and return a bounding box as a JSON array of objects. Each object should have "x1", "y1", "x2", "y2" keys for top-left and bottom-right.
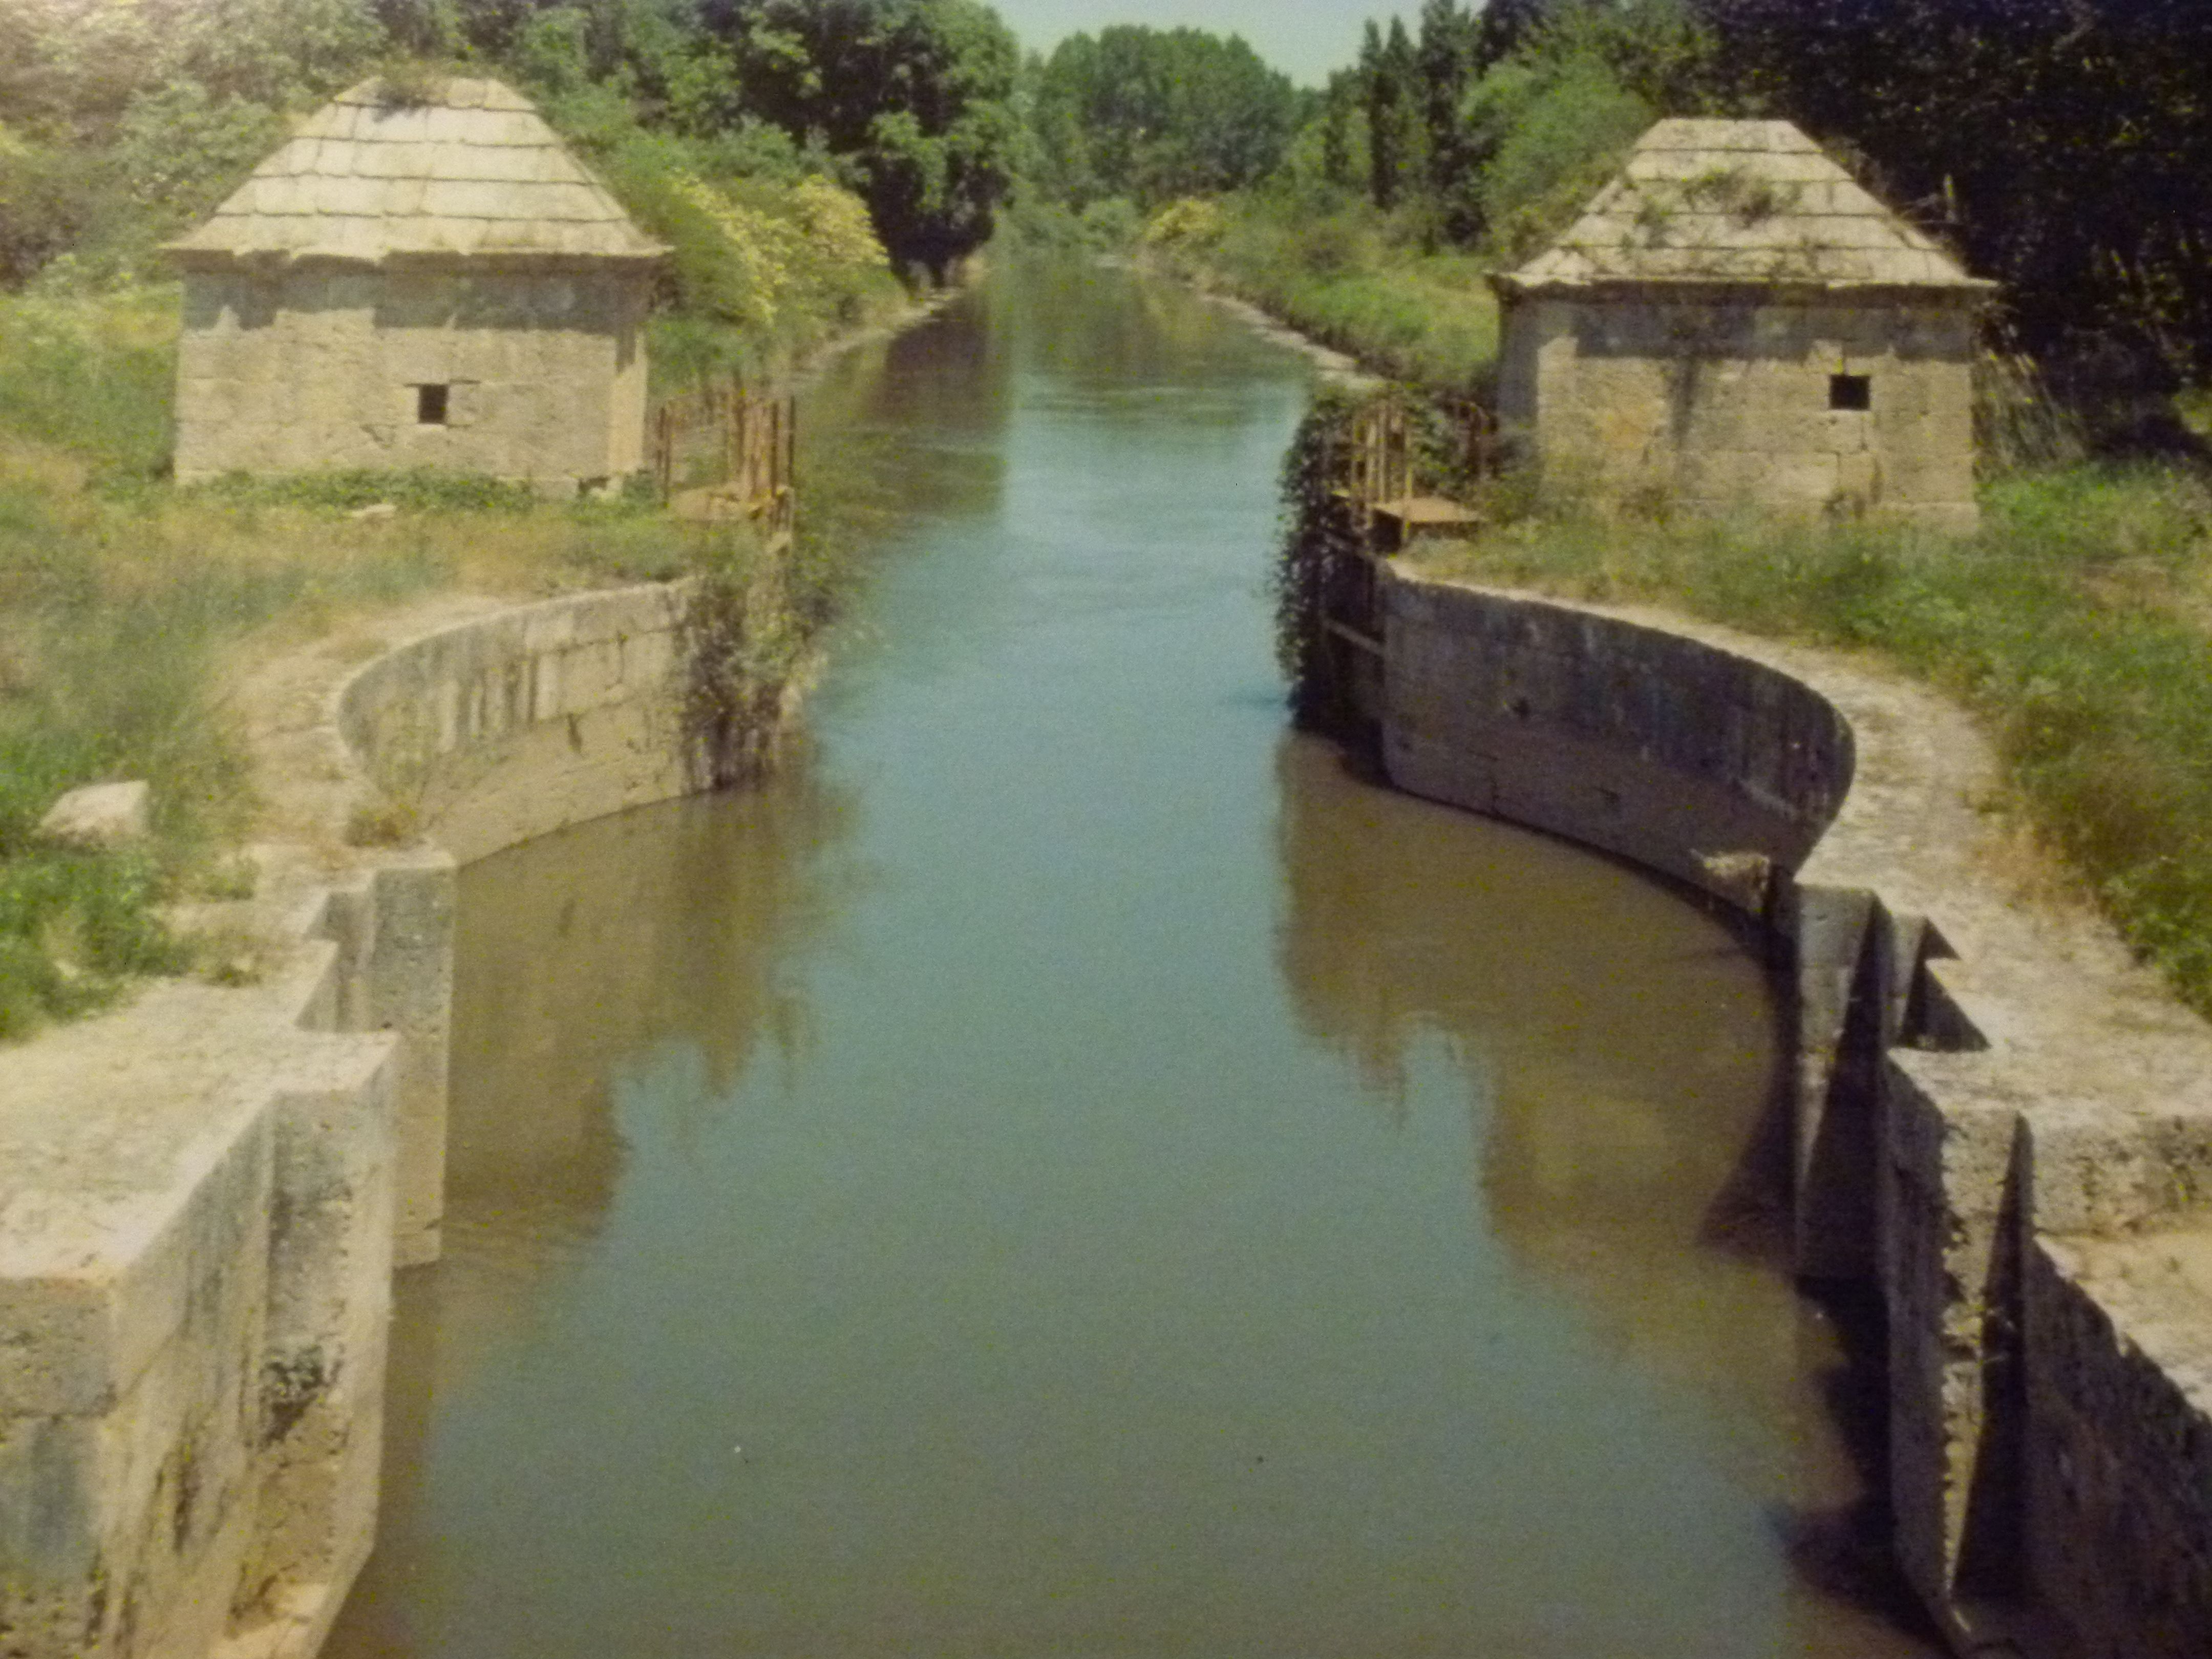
[
  {"x1": 39, "y1": 780, "x2": 152, "y2": 848},
  {"x1": 2026, "y1": 1237, "x2": 2212, "y2": 1657}
]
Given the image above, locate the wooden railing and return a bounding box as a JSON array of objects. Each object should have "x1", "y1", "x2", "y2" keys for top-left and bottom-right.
[
  {"x1": 649, "y1": 379, "x2": 798, "y2": 545},
  {"x1": 1330, "y1": 394, "x2": 1497, "y2": 514}
]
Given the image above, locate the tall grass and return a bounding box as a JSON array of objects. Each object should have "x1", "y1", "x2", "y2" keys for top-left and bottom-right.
[
  {"x1": 0, "y1": 288, "x2": 781, "y2": 1037},
  {"x1": 0, "y1": 287, "x2": 177, "y2": 475},
  {"x1": 1141, "y1": 192, "x2": 1499, "y2": 394},
  {"x1": 1410, "y1": 466, "x2": 2212, "y2": 1012},
  {"x1": 0, "y1": 92, "x2": 916, "y2": 1038}
]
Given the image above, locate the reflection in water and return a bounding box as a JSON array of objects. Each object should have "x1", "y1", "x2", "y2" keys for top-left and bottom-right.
[
  {"x1": 449, "y1": 752, "x2": 849, "y2": 1254},
  {"x1": 997, "y1": 262, "x2": 1285, "y2": 402},
  {"x1": 1274, "y1": 733, "x2": 1793, "y2": 1378},
  {"x1": 799, "y1": 285, "x2": 1013, "y2": 555},
  {"x1": 332, "y1": 767, "x2": 849, "y2": 1654},
  {"x1": 329, "y1": 262, "x2": 1940, "y2": 1659},
  {"x1": 1273, "y1": 735, "x2": 1931, "y2": 1646}
]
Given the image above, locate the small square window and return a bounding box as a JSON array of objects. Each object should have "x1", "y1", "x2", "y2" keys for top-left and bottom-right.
[
  {"x1": 1829, "y1": 373, "x2": 1871, "y2": 412},
  {"x1": 416, "y1": 384, "x2": 450, "y2": 426}
]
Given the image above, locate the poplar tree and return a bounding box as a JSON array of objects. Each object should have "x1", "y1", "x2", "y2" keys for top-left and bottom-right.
[{"x1": 1363, "y1": 17, "x2": 1419, "y2": 210}]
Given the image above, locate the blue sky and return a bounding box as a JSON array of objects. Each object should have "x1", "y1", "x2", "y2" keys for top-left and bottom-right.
[{"x1": 987, "y1": 0, "x2": 1420, "y2": 89}]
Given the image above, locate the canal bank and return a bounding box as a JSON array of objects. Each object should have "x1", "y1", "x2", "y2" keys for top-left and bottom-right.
[
  {"x1": 0, "y1": 571, "x2": 738, "y2": 1659},
  {"x1": 20, "y1": 259, "x2": 2185, "y2": 1658},
  {"x1": 320, "y1": 264, "x2": 1937, "y2": 1658},
  {"x1": 1351, "y1": 564, "x2": 2212, "y2": 1657},
  {"x1": 0, "y1": 272, "x2": 945, "y2": 1656}
]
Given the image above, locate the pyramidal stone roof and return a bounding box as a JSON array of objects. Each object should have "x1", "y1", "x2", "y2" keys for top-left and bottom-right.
[
  {"x1": 166, "y1": 77, "x2": 667, "y2": 266},
  {"x1": 1502, "y1": 118, "x2": 1989, "y2": 293}
]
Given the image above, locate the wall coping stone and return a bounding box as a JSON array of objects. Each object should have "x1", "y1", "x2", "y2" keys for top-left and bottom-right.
[
  {"x1": 1393, "y1": 572, "x2": 2212, "y2": 1199},
  {"x1": 1381, "y1": 568, "x2": 2212, "y2": 1652}
]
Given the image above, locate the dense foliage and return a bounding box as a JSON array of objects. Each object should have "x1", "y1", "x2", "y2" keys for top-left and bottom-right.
[
  {"x1": 1197, "y1": 2, "x2": 2212, "y2": 1023},
  {"x1": 0, "y1": 0, "x2": 1022, "y2": 287},
  {"x1": 1013, "y1": 1, "x2": 2212, "y2": 395},
  {"x1": 1313, "y1": 0, "x2": 2212, "y2": 386},
  {"x1": 1026, "y1": 26, "x2": 1303, "y2": 211},
  {"x1": 0, "y1": 0, "x2": 1003, "y2": 1035},
  {"x1": 1705, "y1": 0, "x2": 2212, "y2": 391},
  {"x1": 689, "y1": 0, "x2": 1020, "y2": 278}
]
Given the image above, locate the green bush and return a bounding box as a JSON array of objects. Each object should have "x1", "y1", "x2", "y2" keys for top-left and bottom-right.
[
  {"x1": 570, "y1": 110, "x2": 902, "y2": 394},
  {"x1": 1077, "y1": 197, "x2": 1142, "y2": 248},
  {"x1": 0, "y1": 142, "x2": 135, "y2": 288},
  {"x1": 1143, "y1": 193, "x2": 1499, "y2": 393},
  {"x1": 1004, "y1": 194, "x2": 1146, "y2": 256},
  {"x1": 1470, "y1": 54, "x2": 1653, "y2": 264}
]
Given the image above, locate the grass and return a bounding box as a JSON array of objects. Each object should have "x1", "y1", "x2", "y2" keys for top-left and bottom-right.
[
  {"x1": 1140, "y1": 192, "x2": 1500, "y2": 394},
  {"x1": 1407, "y1": 465, "x2": 2212, "y2": 1013},
  {"x1": 0, "y1": 285, "x2": 823, "y2": 1039},
  {"x1": 0, "y1": 287, "x2": 177, "y2": 474}
]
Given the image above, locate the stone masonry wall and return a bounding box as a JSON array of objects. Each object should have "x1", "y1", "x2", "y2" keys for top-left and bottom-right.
[
  {"x1": 1374, "y1": 568, "x2": 2212, "y2": 1657},
  {"x1": 1495, "y1": 291, "x2": 1979, "y2": 528},
  {"x1": 2, "y1": 581, "x2": 708, "y2": 1659},
  {"x1": 333, "y1": 582, "x2": 700, "y2": 1269},
  {"x1": 174, "y1": 265, "x2": 651, "y2": 491}
]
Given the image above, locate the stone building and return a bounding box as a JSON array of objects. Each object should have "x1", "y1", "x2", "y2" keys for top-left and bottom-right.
[
  {"x1": 1490, "y1": 119, "x2": 1992, "y2": 529},
  {"x1": 166, "y1": 77, "x2": 666, "y2": 493}
]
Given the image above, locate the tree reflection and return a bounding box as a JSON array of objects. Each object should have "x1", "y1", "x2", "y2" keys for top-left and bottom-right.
[{"x1": 1272, "y1": 727, "x2": 1858, "y2": 1484}]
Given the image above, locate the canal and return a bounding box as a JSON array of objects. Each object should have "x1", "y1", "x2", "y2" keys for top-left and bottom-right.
[{"x1": 324, "y1": 263, "x2": 1939, "y2": 1658}]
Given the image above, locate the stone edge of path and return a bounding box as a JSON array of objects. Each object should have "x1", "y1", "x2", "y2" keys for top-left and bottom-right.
[{"x1": 1379, "y1": 566, "x2": 2212, "y2": 1659}]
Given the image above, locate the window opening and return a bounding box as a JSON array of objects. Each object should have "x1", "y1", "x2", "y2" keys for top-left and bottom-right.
[
  {"x1": 416, "y1": 384, "x2": 450, "y2": 426},
  {"x1": 1829, "y1": 373, "x2": 1871, "y2": 412}
]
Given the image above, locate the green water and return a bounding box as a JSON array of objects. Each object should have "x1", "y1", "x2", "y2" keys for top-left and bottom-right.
[{"x1": 325, "y1": 265, "x2": 1939, "y2": 1658}]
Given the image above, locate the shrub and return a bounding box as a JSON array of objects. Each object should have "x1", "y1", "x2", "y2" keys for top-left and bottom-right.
[
  {"x1": 1473, "y1": 55, "x2": 1653, "y2": 264},
  {"x1": 1076, "y1": 196, "x2": 1142, "y2": 248},
  {"x1": 1141, "y1": 197, "x2": 1226, "y2": 250},
  {"x1": 0, "y1": 289, "x2": 176, "y2": 474}
]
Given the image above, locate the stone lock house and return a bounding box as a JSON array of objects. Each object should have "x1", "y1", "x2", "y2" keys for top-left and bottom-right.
[
  {"x1": 166, "y1": 77, "x2": 667, "y2": 493},
  {"x1": 1490, "y1": 119, "x2": 1992, "y2": 529}
]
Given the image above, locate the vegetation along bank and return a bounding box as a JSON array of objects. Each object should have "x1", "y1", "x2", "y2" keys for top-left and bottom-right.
[
  {"x1": 0, "y1": 0, "x2": 1031, "y2": 1038},
  {"x1": 8, "y1": 0, "x2": 2212, "y2": 1033},
  {"x1": 1009, "y1": 0, "x2": 2212, "y2": 1022}
]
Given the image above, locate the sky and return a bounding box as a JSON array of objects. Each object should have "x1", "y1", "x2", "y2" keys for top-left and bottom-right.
[{"x1": 986, "y1": 0, "x2": 1420, "y2": 89}]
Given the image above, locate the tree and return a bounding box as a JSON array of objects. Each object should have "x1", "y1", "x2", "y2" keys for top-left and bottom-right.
[
  {"x1": 1318, "y1": 69, "x2": 1363, "y2": 193},
  {"x1": 1472, "y1": 0, "x2": 1548, "y2": 71},
  {"x1": 1695, "y1": 0, "x2": 2212, "y2": 379},
  {"x1": 1416, "y1": 0, "x2": 1474, "y2": 181},
  {"x1": 696, "y1": 0, "x2": 1022, "y2": 276},
  {"x1": 1027, "y1": 26, "x2": 1300, "y2": 209},
  {"x1": 1363, "y1": 17, "x2": 1420, "y2": 211}
]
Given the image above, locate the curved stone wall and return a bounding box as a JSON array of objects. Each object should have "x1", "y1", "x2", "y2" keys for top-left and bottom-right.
[
  {"x1": 1381, "y1": 576, "x2": 1856, "y2": 910},
  {"x1": 331, "y1": 580, "x2": 702, "y2": 1271},
  {"x1": 336, "y1": 582, "x2": 694, "y2": 867},
  {"x1": 1375, "y1": 566, "x2": 2212, "y2": 1659},
  {"x1": 1, "y1": 581, "x2": 711, "y2": 1659}
]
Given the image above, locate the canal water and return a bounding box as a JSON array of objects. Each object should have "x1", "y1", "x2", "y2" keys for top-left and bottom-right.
[{"x1": 325, "y1": 265, "x2": 1939, "y2": 1658}]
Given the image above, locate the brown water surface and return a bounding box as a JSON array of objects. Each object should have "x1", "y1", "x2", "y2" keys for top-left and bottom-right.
[{"x1": 325, "y1": 264, "x2": 1940, "y2": 1659}]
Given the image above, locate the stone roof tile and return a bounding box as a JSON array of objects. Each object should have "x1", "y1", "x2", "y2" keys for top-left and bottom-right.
[
  {"x1": 1507, "y1": 117, "x2": 1987, "y2": 293},
  {"x1": 166, "y1": 76, "x2": 665, "y2": 265}
]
